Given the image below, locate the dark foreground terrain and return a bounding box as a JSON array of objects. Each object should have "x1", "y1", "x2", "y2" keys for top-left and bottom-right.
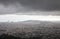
[
  {"x1": 0, "y1": 20, "x2": 60, "y2": 39},
  {"x1": 0, "y1": 33, "x2": 60, "y2": 39}
]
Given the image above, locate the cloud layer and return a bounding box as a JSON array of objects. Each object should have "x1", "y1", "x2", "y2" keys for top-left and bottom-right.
[{"x1": 0, "y1": 0, "x2": 60, "y2": 15}]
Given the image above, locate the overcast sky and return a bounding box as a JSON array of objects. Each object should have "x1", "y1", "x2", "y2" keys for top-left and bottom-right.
[
  {"x1": 0, "y1": 0, "x2": 60, "y2": 22},
  {"x1": 0, "y1": 0, "x2": 60, "y2": 15}
]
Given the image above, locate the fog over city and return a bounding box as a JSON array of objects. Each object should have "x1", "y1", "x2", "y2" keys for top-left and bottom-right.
[{"x1": 0, "y1": 14, "x2": 60, "y2": 22}]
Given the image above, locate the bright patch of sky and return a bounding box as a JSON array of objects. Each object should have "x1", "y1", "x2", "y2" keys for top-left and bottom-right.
[{"x1": 0, "y1": 14, "x2": 60, "y2": 22}]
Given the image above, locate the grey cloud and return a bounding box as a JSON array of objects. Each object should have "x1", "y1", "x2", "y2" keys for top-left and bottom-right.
[
  {"x1": 0, "y1": 0, "x2": 60, "y2": 15},
  {"x1": 18, "y1": 0, "x2": 60, "y2": 11},
  {"x1": 0, "y1": 1, "x2": 27, "y2": 14}
]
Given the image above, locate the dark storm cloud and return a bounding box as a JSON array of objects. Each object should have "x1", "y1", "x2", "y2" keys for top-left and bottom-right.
[
  {"x1": 17, "y1": 0, "x2": 60, "y2": 11},
  {"x1": 0, "y1": 0, "x2": 60, "y2": 15}
]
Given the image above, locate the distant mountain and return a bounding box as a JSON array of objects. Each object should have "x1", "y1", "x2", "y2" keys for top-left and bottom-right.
[{"x1": 17, "y1": 20, "x2": 54, "y2": 24}]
